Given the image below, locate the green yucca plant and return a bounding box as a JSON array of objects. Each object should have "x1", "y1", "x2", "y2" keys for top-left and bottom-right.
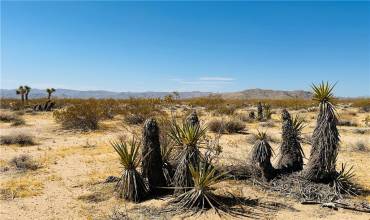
[
  {"x1": 250, "y1": 130, "x2": 275, "y2": 181},
  {"x1": 251, "y1": 130, "x2": 273, "y2": 163},
  {"x1": 304, "y1": 82, "x2": 340, "y2": 182},
  {"x1": 168, "y1": 120, "x2": 207, "y2": 148},
  {"x1": 170, "y1": 162, "x2": 229, "y2": 215},
  {"x1": 111, "y1": 137, "x2": 147, "y2": 202},
  {"x1": 332, "y1": 163, "x2": 358, "y2": 197},
  {"x1": 169, "y1": 120, "x2": 207, "y2": 194},
  {"x1": 312, "y1": 81, "x2": 335, "y2": 104}
]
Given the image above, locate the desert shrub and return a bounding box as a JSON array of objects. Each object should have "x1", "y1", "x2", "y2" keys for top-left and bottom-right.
[
  {"x1": 338, "y1": 119, "x2": 358, "y2": 127},
  {"x1": 0, "y1": 112, "x2": 19, "y2": 122},
  {"x1": 0, "y1": 133, "x2": 35, "y2": 146},
  {"x1": 10, "y1": 154, "x2": 39, "y2": 171},
  {"x1": 352, "y1": 141, "x2": 368, "y2": 152},
  {"x1": 213, "y1": 105, "x2": 237, "y2": 116},
  {"x1": 353, "y1": 129, "x2": 367, "y2": 135},
  {"x1": 208, "y1": 118, "x2": 245, "y2": 134},
  {"x1": 124, "y1": 114, "x2": 145, "y2": 125},
  {"x1": 11, "y1": 118, "x2": 26, "y2": 126},
  {"x1": 122, "y1": 98, "x2": 165, "y2": 125},
  {"x1": 53, "y1": 99, "x2": 104, "y2": 130},
  {"x1": 224, "y1": 119, "x2": 245, "y2": 133},
  {"x1": 207, "y1": 119, "x2": 224, "y2": 133},
  {"x1": 235, "y1": 113, "x2": 254, "y2": 123}
]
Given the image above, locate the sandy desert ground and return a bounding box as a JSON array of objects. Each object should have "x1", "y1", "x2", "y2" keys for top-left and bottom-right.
[{"x1": 0, "y1": 106, "x2": 369, "y2": 220}]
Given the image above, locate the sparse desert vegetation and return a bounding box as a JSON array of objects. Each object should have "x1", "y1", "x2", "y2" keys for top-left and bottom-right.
[{"x1": 0, "y1": 85, "x2": 369, "y2": 219}]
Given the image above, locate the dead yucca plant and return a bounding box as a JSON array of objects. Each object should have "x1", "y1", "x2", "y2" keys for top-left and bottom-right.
[
  {"x1": 168, "y1": 120, "x2": 207, "y2": 194},
  {"x1": 276, "y1": 110, "x2": 305, "y2": 173},
  {"x1": 170, "y1": 162, "x2": 228, "y2": 215},
  {"x1": 250, "y1": 130, "x2": 275, "y2": 181},
  {"x1": 111, "y1": 137, "x2": 147, "y2": 202},
  {"x1": 303, "y1": 82, "x2": 340, "y2": 182}
]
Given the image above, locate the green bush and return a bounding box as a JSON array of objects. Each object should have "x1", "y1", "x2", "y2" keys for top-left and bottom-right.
[{"x1": 53, "y1": 99, "x2": 104, "y2": 130}]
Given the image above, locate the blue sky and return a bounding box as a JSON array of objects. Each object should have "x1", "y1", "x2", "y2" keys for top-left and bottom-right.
[{"x1": 1, "y1": 1, "x2": 369, "y2": 97}]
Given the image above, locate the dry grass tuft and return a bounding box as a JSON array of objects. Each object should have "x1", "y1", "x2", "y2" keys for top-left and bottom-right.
[
  {"x1": 10, "y1": 154, "x2": 40, "y2": 171},
  {"x1": 0, "y1": 132, "x2": 35, "y2": 146},
  {"x1": 0, "y1": 176, "x2": 44, "y2": 199}
]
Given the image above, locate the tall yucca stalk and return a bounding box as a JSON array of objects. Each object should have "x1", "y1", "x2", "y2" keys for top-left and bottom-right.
[
  {"x1": 250, "y1": 130, "x2": 275, "y2": 181},
  {"x1": 111, "y1": 137, "x2": 147, "y2": 202},
  {"x1": 277, "y1": 109, "x2": 304, "y2": 173},
  {"x1": 170, "y1": 162, "x2": 228, "y2": 215},
  {"x1": 304, "y1": 82, "x2": 339, "y2": 182},
  {"x1": 168, "y1": 120, "x2": 207, "y2": 194}
]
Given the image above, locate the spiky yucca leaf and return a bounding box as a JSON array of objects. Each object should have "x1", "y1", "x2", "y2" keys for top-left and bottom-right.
[
  {"x1": 311, "y1": 81, "x2": 335, "y2": 104},
  {"x1": 291, "y1": 114, "x2": 306, "y2": 158},
  {"x1": 111, "y1": 137, "x2": 147, "y2": 202},
  {"x1": 251, "y1": 130, "x2": 274, "y2": 163},
  {"x1": 170, "y1": 162, "x2": 229, "y2": 215},
  {"x1": 332, "y1": 163, "x2": 359, "y2": 197},
  {"x1": 168, "y1": 121, "x2": 207, "y2": 148},
  {"x1": 292, "y1": 115, "x2": 305, "y2": 137},
  {"x1": 111, "y1": 137, "x2": 141, "y2": 169}
]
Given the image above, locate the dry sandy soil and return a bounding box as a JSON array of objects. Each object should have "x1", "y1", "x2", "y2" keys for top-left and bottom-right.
[{"x1": 0, "y1": 106, "x2": 369, "y2": 220}]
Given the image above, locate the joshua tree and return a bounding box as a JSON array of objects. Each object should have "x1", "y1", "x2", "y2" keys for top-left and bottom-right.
[
  {"x1": 168, "y1": 121, "x2": 207, "y2": 194},
  {"x1": 250, "y1": 130, "x2": 275, "y2": 181},
  {"x1": 185, "y1": 110, "x2": 199, "y2": 127},
  {"x1": 276, "y1": 109, "x2": 304, "y2": 173},
  {"x1": 141, "y1": 118, "x2": 167, "y2": 195},
  {"x1": 303, "y1": 82, "x2": 339, "y2": 183},
  {"x1": 46, "y1": 88, "x2": 56, "y2": 100},
  {"x1": 24, "y1": 85, "x2": 31, "y2": 101},
  {"x1": 257, "y1": 102, "x2": 263, "y2": 121},
  {"x1": 111, "y1": 137, "x2": 147, "y2": 202},
  {"x1": 16, "y1": 86, "x2": 27, "y2": 104},
  {"x1": 172, "y1": 91, "x2": 180, "y2": 100}
]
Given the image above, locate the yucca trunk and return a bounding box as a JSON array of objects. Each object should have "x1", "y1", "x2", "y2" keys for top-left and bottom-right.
[
  {"x1": 303, "y1": 102, "x2": 339, "y2": 182},
  {"x1": 173, "y1": 145, "x2": 201, "y2": 194},
  {"x1": 116, "y1": 169, "x2": 147, "y2": 202},
  {"x1": 257, "y1": 102, "x2": 263, "y2": 121},
  {"x1": 47, "y1": 93, "x2": 51, "y2": 100},
  {"x1": 186, "y1": 111, "x2": 199, "y2": 127},
  {"x1": 277, "y1": 109, "x2": 303, "y2": 173},
  {"x1": 142, "y1": 118, "x2": 166, "y2": 194}
]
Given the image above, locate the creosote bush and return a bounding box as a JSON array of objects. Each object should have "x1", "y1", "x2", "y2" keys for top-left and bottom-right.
[
  {"x1": 53, "y1": 99, "x2": 104, "y2": 130},
  {"x1": 208, "y1": 118, "x2": 245, "y2": 134},
  {"x1": 0, "y1": 133, "x2": 35, "y2": 146}
]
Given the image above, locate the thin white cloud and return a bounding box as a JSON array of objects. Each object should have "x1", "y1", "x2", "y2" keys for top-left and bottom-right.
[{"x1": 199, "y1": 77, "x2": 235, "y2": 81}]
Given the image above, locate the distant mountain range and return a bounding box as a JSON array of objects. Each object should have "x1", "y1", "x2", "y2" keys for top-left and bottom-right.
[{"x1": 0, "y1": 88, "x2": 315, "y2": 100}]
